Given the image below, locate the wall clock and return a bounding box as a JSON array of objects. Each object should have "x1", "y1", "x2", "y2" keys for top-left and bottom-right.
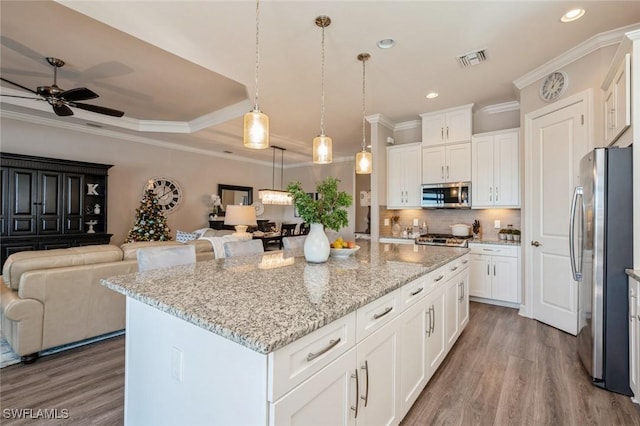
[
  {"x1": 540, "y1": 70, "x2": 568, "y2": 102},
  {"x1": 144, "y1": 177, "x2": 183, "y2": 213}
]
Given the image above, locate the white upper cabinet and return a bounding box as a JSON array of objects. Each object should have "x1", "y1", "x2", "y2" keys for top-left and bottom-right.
[
  {"x1": 603, "y1": 53, "x2": 631, "y2": 146},
  {"x1": 387, "y1": 143, "x2": 422, "y2": 209},
  {"x1": 420, "y1": 104, "x2": 473, "y2": 146},
  {"x1": 471, "y1": 128, "x2": 520, "y2": 208},
  {"x1": 422, "y1": 143, "x2": 471, "y2": 184}
]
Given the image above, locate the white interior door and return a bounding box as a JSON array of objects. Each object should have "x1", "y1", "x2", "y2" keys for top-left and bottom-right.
[{"x1": 527, "y1": 94, "x2": 589, "y2": 335}]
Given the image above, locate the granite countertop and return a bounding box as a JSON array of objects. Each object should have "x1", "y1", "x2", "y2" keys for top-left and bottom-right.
[
  {"x1": 102, "y1": 241, "x2": 468, "y2": 354},
  {"x1": 627, "y1": 269, "x2": 640, "y2": 281},
  {"x1": 469, "y1": 239, "x2": 521, "y2": 246}
]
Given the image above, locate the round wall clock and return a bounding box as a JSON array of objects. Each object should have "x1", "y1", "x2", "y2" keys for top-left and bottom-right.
[
  {"x1": 540, "y1": 70, "x2": 568, "y2": 102},
  {"x1": 252, "y1": 200, "x2": 264, "y2": 217},
  {"x1": 144, "y1": 177, "x2": 183, "y2": 213}
]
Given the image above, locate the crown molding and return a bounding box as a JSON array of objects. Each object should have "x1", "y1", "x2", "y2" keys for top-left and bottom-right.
[
  {"x1": 480, "y1": 101, "x2": 520, "y2": 115},
  {"x1": 0, "y1": 109, "x2": 274, "y2": 167},
  {"x1": 394, "y1": 120, "x2": 420, "y2": 131},
  {"x1": 514, "y1": 23, "x2": 640, "y2": 90},
  {"x1": 366, "y1": 113, "x2": 395, "y2": 130}
]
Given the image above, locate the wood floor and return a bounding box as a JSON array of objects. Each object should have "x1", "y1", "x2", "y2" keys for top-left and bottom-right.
[{"x1": 1, "y1": 303, "x2": 639, "y2": 425}]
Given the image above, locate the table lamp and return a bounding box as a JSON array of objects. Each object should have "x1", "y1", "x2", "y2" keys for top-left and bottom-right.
[{"x1": 224, "y1": 205, "x2": 257, "y2": 240}]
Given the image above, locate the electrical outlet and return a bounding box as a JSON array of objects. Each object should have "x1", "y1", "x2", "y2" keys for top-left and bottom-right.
[
  {"x1": 384, "y1": 218, "x2": 390, "y2": 226},
  {"x1": 494, "y1": 220, "x2": 501, "y2": 229}
]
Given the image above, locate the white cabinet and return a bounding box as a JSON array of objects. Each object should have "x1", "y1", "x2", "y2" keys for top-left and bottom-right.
[
  {"x1": 472, "y1": 129, "x2": 520, "y2": 208},
  {"x1": 422, "y1": 143, "x2": 471, "y2": 184},
  {"x1": 387, "y1": 143, "x2": 422, "y2": 209},
  {"x1": 420, "y1": 104, "x2": 473, "y2": 146},
  {"x1": 603, "y1": 53, "x2": 631, "y2": 145},
  {"x1": 270, "y1": 348, "x2": 357, "y2": 426},
  {"x1": 398, "y1": 297, "x2": 429, "y2": 417},
  {"x1": 457, "y1": 272, "x2": 469, "y2": 331},
  {"x1": 445, "y1": 275, "x2": 460, "y2": 350},
  {"x1": 468, "y1": 244, "x2": 520, "y2": 304},
  {"x1": 425, "y1": 285, "x2": 447, "y2": 377},
  {"x1": 630, "y1": 277, "x2": 640, "y2": 404}
]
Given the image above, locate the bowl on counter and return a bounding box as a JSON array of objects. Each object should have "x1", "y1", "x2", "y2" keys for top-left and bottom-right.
[{"x1": 330, "y1": 245, "x2": 360, "y2": 258}]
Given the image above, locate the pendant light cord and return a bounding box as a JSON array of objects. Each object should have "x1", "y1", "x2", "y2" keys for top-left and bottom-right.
[
  {"x1": 320, "y1": 24, "x2": 326, "y2": 135},
  {"x1": 253, "y1": 0, "x2": 260, "y2": 110},
  {"x1": 361, "y1": 57, "x2": 366, "y2": 151}
]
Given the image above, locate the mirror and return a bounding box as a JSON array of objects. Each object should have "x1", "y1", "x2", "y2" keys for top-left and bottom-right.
[{"x1": 218, "y1": 184, "x2": 253, "y2": 214}]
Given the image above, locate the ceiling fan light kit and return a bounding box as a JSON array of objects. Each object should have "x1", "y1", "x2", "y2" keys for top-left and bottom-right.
[
  {"x1": 243, "y1": 0, "x2": 269, "y2": 150},
  {"x1": 0, "y1": 56, "x2": 125, "y2": 118},
  {"x1": 312, "y1": 15, "x2": 333, "y2": 165},
  {"x1": 355, "y1": 52, "x2": 372, "y2": 175}
]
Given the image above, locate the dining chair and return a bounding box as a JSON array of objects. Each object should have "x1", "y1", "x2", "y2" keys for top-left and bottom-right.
[
  {"x1": 223, "y1": 239, "x2": 265, "y2": 258},
  {"x1": 299, "y1": 223, "x2": 310, "y2": 235},
  {"x1": 282, "y1": 236, "x2": 306, "y2": 250},
  {"x1": 280, "y1": 223, "x2": 298, "y2": 248},
  {"x1": 137, "y1": 245, "x2": 196, "y2": 272}
]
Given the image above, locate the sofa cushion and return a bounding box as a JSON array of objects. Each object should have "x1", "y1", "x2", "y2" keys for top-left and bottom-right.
[
  {"x1": 120, "y1": 241, "x2": 184, "y2": 261},
  {"x1": 3, "y1": 245, "x2": 123, "y2": 291},
  {"x1": 176, "y1": 230, "x2": 199, "y2": 243}
]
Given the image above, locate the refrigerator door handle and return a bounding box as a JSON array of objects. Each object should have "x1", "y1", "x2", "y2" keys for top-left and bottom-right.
[{"x1": 570, "y1": 186, "x2": 583, "y2": 281}]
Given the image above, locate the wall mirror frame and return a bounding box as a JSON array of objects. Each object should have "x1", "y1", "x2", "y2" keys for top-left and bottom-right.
[{"x1": 218, "y1": 184, "x2": 253, "y2": 213}]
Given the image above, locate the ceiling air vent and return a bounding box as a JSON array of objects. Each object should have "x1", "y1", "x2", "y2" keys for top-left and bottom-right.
[{"x1": 457, "y1": 49, "x2": 487, "y2": 67}]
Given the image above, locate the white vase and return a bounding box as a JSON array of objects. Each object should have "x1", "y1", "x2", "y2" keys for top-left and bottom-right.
[{"x1": 304, "y1": 223, "x2": 330, "y2": 263}]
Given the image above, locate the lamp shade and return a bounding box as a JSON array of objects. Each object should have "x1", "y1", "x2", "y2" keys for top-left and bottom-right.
[
  {"x1": 355, "y1": 150, "x2": 372, "y2": 174},
  {"x1": 224, "y1": 205, "x2": 258, "y2": 227},
  {"x1": 313, "y1": 135, "x2": 332, "y2": 164},
  {"x1": 243, "y1": 109, "x2": 269, "y2": 149}
]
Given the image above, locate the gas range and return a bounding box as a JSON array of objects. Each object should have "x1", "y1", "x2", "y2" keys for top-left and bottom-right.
[{"x1": 414, "y1": 233, "x2": 472, "y2": 247}]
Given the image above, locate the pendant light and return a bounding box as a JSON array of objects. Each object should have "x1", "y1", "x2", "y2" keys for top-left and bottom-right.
[
  {"x1": 243, "y1": 0, "x2": 269, "y2": 149},
  {"x1": 355, "y1": 53, "x2": 372, "y2": 174},
  {"x1": 258, "y1": 146, "x2": 293, "y2": 205},
  {"x1": 313, "y1": 15, "x2": 332, "y2": 164}
]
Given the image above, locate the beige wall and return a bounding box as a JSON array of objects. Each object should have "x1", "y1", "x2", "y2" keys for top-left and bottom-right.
[
  {"x1": 473, "y1": 108, "x2": 520, "y2": 134},
  {"x1": 1, "y1": 117, "x2": 277, "y2": 245}
]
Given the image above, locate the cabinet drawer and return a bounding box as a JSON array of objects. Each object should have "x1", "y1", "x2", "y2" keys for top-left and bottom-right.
[
  {"x1": 426, "y1": 266, "x2": 447, "y2": 292},
  {"x1": 400, "y1": 275, "x2": 429, "y2": 311},
  {"x1": 268, "y1": 312, "x2": 356, "y2": 402},
  {"x1": 356, "y1": 288, "x2": 400, "y2": 342},
  {"x1": 468, "y1": 244, "x2": 518, "y2": 257},
  {"x1": 445, "y1": 254, "x2": 469, "y2": 278}
]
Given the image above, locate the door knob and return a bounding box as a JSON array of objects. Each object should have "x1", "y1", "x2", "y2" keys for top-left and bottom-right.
[{"x1": 531, "y1": 241, "x2": 541, "y2": 247}]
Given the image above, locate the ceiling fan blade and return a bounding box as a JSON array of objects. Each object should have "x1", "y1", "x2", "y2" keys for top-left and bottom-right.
[
  {"x1": 0, "y1": 77, "x2": 38, "y2": 95},
  {"x1": 53, "y1": 104, "x2": 73, "y2": 116},
  {"x1": 60, "y1": 87, "x2": 98, "y2": 102},
  {"x1": 71, "y1": 102, "x2": 125, "y2": 117}
]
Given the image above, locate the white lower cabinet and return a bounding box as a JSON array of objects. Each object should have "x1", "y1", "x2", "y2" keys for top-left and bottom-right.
[
  {"x1": 630, "y1": 277, "x2": 640, "y2": 404},
  {"x1": 271, "y1": 257, "x2": 470, "y2": 425},
  {"x1": 468, "y1": 243, "x2": 520, "y2": 304}
]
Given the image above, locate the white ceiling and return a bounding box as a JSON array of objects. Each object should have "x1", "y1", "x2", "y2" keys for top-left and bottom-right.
[{"x1": 1, "y1": 1, "x2": 639, "y2": 165}]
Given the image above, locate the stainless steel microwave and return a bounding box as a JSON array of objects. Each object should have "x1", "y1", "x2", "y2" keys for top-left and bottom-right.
[{"x1": 421, "y1": 182, "x2": 471, "y2": 208}]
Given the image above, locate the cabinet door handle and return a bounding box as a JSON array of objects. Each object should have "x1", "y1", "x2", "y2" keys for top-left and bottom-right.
[
  {"x1": 631, "y1": 295, "x2": 637, "y2": 322},
  {"x1": 425, "y1": 309, "x2": 432, "y2": 337},
  {"x1": 494, "y1": 265, "x2": 496, "y2": 276},
  {"x1": 373, "y1": 306, "x2": 393, "y2": 320},
  {"x1": 434, "y1": 274, "x2": 444, "y2": 282},
  {"x1": 446, "y1": 165, "x2": 450, "y2": 179},
  {"x1": 430, "y1": 305, "x2": 435, "y2": 333},
  {"x1": 360, "y1": 360, "x2": 369, "y2": 407},
  {"x1": 495, "y1": 186, "x2": 499, "y2": 202},
  {"x1": 441, "y1": 127, "x2": 444, "y2": 140},
  {"x1": 489, "y1": 186, "x2": 492, "y2": 202},
  {"x1": 446, "y1": 126, "x2": 450, "y2": 139},
  {"x1": 441, "y1": 166, "x2": 444, "y2": 179},
  {"x1": 487, "y1": 264, "x2": 490, "y2": 275},
  {"x1": 351, "y1": 368, "x2": 359, "y2": 418},
  {"x1": 458, "y1": 282, "x2": 463, "y2": 302},
  {"x1": 410, "y1": 287, "x2": 424, "y2": 296},
  {"x1": 306, "y1": 338, "x2": 341, "y2": 361}
]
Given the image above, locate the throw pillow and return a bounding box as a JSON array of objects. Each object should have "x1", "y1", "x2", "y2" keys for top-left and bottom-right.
[{"x1": 176, "y1": 230, "x2": 199, "y2": 243}]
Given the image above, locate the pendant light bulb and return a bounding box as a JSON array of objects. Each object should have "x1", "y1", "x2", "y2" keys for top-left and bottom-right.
[
  {"x1": 355, "y1": 52, "x2": 372, "y2": 174},
  {"x1": 313, "y1": 16, "x2": 332, "y2": 164},
  {"x1": 244, "y1": 0, "x2": 269, "y2": 149}
]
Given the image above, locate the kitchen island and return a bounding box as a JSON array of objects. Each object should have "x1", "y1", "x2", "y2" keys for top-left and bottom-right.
[{"x1": 102, "y1": 241, "x2": 470, "y2": 425}]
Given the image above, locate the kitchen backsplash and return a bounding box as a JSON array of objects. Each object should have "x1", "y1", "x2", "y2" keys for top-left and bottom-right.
[{"x1": 379, "y1": 207, "x2": 521, "y2": 240}]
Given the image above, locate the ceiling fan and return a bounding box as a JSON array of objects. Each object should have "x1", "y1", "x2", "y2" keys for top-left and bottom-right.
[{"x1": 0, "y1": 57, "x2": 125, "y2": 117}]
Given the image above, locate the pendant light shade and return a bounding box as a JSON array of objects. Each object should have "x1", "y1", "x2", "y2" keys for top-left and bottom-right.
[
  {"x1": 313, "y1": 16, "x2": 332, "y2": 164},
  {"x1": 355, "y1": 52, "x2": 372, "y2": 174},
  {"x1": 243, "y1": 0, "x2": 269, "y2": 149}
]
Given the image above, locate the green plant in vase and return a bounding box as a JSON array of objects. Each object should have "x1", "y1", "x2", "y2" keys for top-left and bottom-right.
[{"x1": 287, "y1": 177, "x2": 352, "y2": 263}]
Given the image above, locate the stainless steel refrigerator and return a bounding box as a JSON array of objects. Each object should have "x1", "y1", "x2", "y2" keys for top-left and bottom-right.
[{"x1": 571, "y1": 146, "x2": 632, "y2": 395}]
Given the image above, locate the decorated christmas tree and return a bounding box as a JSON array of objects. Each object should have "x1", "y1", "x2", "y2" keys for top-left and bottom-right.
[{"x1": 125, "y1": 181, "x2": 172, "y2": 242}]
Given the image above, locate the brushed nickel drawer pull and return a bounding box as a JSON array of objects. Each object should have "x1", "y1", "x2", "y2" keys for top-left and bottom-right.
[
  {"x1": 410, "y1": 287, "x2": 424, "y2": 296},
  {"x1": 450, "y1": 266, "x2": 458, "y2": 272},
  {"x1": 351, "y1": 368, "x2": 359, "y2": 418},
  {"x1": 307, "y1": 338, "x2": 341, "y2": 361},
  {"x1": 462, "y1": 259, "x2": 468, "y2": 264},
  {"x1": 434, "y1": 275, "x2": 444, "y2": 282},
  {"x1": 360, "y1": 360, "x2": 369, "y2": 407},
  {"x1": 373, "y1": 306, "x2": 393, "y2": 320}
]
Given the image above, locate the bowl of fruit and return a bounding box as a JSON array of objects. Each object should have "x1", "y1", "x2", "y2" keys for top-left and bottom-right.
[{"x1": 330, "y1": 237, "x2": 360, "y2": 258}]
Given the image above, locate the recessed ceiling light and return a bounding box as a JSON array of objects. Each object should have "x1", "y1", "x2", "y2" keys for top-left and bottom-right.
[
  {"x1": 426, "y1": 92, "x2": 439, "y2": 99},
  {"x1": 377, "y1": 38, "x2": 396, "y2": 49},
  {"x1": 561, "y1": 8, "x2": 585, "y2": 22}
]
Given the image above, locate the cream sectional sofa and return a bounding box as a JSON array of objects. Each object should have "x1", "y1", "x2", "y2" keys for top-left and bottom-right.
[{"x1": 0, "y1": 238, "x2": 216, "y2": 363}]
